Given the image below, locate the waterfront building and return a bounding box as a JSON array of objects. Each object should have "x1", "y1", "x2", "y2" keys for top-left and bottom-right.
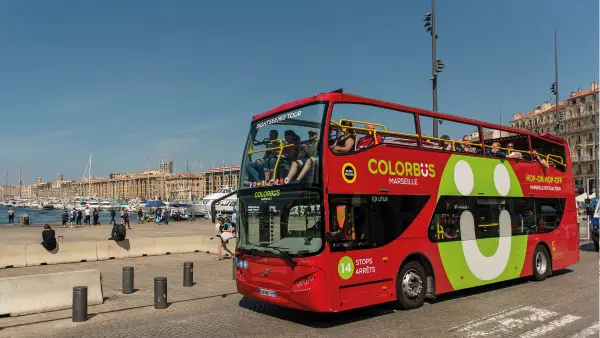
[
  {"x1": 159, "y1": 159, "x2": 174, "y2": 174},
  {"x1": 1, "y1": 165, "x2": 241, "y2": 201},
  {"x1": 510, "y1": 82, "x2": 599, "y2": 192}
]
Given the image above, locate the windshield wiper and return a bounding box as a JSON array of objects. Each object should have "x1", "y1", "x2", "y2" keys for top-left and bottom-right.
[{"x1": 268, "y1": 246, "x2": 296, "y2": 269}]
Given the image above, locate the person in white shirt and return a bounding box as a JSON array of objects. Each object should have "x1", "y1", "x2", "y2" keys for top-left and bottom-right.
[{"x1": 84, "y1": 207, "x2": 91, "y2": 225}]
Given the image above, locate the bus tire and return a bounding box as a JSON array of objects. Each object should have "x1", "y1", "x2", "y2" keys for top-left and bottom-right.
[
  {"x1": 532, "y1": 245, "x2": 551, "y2": 281},
  {"x1": 396, "y1": 261, "x2": 427, "y2": 310}
]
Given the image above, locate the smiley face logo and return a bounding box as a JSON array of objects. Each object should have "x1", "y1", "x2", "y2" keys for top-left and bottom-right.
[{"x1": 436, "y1": 155, "x2": 528, "y2": 290}]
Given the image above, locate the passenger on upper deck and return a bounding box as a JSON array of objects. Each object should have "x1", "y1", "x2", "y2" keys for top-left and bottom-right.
[
  {"x1": 330, "y1": 121, "x2": 356, "y2": 154},
  {"x1": 506, "y1": 142, "x2": 523, "y2": 159},
  {"x1": 458, "y1": 135, "x2": 479, "y2": 154},
  {"x1": 246, "y1": 130, "x2": 279, "y2": 182},
  {"x1": 440, "y1": 135, "x2": 453, "y2": 151},
  {"x1": 532, "y1": 150, "x2": 550, "y2": 169},
  {"x1": 486, "y1": 142, "x2": 506, "y2": 158},
  {"x1": 285, "y1": 129, "x2": 319, "y2": 183},
  {"x1": 356, "y1": 124, "x2": 383, "y2": 151},
  {"x1": 265, "y1": 130, "x2": 300, "y2": 181}
]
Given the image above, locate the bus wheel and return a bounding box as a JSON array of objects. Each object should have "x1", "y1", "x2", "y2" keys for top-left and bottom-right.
[
  {"x1": 532, "y1": 245, "x2": 550, "y2": 281},
  {"x1": 396, "y1": 261, "x2": 427, "y2": 310}
]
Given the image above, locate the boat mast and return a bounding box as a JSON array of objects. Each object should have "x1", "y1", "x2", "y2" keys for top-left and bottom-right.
[
  {"x1": 3, "y1": 169, "x2": 7, "y2": 199},
  {"x1": 88, "y1": 153, "x2": 92, "y2": 198},
  {"x1": 18, "y1": 166, "x2": 22, "y2": 199},
  {"x1": 146, "y1": 157, "x2": 150, "y2": 200}
]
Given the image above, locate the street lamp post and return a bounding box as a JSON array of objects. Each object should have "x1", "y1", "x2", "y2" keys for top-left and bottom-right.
[
  {"x1": 424, "y1": 0, "x2": 445, "y2": 138},
  {"x1": 550, "y1": 30, "x2": 561, "y2": 137}
]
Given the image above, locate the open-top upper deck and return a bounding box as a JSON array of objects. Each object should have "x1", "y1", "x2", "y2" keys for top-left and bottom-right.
[{"x1": 252, "y1": 90, "x2": 567, "y2": 147}]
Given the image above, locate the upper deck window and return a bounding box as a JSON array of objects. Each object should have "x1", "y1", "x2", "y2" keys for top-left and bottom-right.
[
  {"x1": 329, "y1": 103, "x2": 418, "y2": 154},
  {"x1": 481, "y1": 127, "x2": 531, "y2": 161},
  {"x1": 241, "y1": 103, "x2": 327, "y2": 189},
  {"x1": 530, "y1": 136, "x2": 567, "y2": 172},
  {"x1": 419, "y1": 115, "x2": 482, "y2": 154}
]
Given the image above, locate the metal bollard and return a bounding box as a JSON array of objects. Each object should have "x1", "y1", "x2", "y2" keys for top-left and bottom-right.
[
  {"x1": 123, "y1": 266, "x2": 134, "y2": 294},
  {"x1": 183, "y1": 262, "x2": 193, "y2": 287},
  {"x1": 72, "y1": 286, "x2": 88, "y2": 322},
  {"x1": 154, "y1": 277, "x2": 168, "y2": 309}
]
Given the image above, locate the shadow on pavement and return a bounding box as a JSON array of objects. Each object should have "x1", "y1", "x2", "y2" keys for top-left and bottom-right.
[
  {"x1": 580, "y1": 243, "x2": 598, "y2": 252},
  {"x1": 430, "y1": 269, "x2": 574, "y2": 305},
  {"x1": 238, "y1": 297, "x2": 395, "y2": 328}
]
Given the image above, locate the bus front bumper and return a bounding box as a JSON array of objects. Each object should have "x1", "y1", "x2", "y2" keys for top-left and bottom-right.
[{"x1": 235, "y1": 268, "x2": 330, "y2": 312}]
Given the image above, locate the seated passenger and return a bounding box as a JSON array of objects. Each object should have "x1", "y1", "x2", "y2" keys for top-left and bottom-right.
[
  {"x1": 532, "y1": 150, "x2": 550, "y2": 168},
  {"x1": 330, "y1": 121, "x2": 356, "y2": 154},
  {"x1": 265, "y1": 130, "x2": 299, "y2": 181},
  {"x1": 459, "y1": 135, "x2": 477, "y2": 154},
  {"x1": 41, "y1": 224, "x2": 57, "y2": 251},
  {"x1": 506, "y1": 143, "x2": 523, "y2": 159},
  {"x1": 356, "y1": 124, "x2": 383, "y2": 150},
  {"x1": 286, "y1": 129, "x2": 318, "y2": 183},
  {"x1": 440, "y1": 135, "x2": 453, "y2": 151},
  {"x1": 486, "y1": 142, "x2": 506, "y2": 158},
  {"x1": 246, "y1": 130, "x2": 279, "y2": 182}
]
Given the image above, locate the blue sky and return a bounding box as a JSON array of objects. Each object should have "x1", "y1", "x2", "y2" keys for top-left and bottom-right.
[{"x1": 0, "y1": 0, "x2": 597, "y2": 184}]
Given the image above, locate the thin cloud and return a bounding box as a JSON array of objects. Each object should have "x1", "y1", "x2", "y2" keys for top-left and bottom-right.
[
  {"x1": 31, "y1": 130, "x2": 68, "y2": 141},
  {"x1": 570, "y1": 0, "x2": 589, "y2": 16}
]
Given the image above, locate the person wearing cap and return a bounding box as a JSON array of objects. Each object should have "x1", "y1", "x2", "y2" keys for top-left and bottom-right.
[{"x1": 286, "y1": 129, "x2": 319, "y2": 183}]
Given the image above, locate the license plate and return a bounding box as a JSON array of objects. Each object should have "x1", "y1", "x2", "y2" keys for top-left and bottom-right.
[{"x1": 258, "y1": 288, "x2": 277, "y2": 298}]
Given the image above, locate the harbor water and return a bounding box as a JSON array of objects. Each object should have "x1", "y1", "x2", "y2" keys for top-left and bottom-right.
[{"x1": 0, "y1": 206, "x2": 118, "y2": 226}]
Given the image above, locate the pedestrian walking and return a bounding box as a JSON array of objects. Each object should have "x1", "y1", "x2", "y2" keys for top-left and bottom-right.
[
  {"x1": 70, "y1": 208, "x2": 77, "y2": 227},
  {"x1": 7, "y1": 207, "x2": 14, "y2": 225},
  {"x1": 110, "y1": 208, "x2": 117, "y2": 225},
  {"x1": 124, "y1": 210, "x2": 131, "y2": 229},
  {"x1": 76, "y1": 210, "x2": 83, "y2": 225},
  {"x1": 61, "y1": 210, "x2": 69, "y2": 228},
  {"x1": 84, "y1": 207, "x2": 91, "y2": 225},
  {"x1": 93, "y1": 209, "x2": 100, "y2": 225},
  {"x1": 164, "y1": 208, "x2": 169, "y2": 225},
  {"x1": 137, "y1": 208, "x2": 143, "y2": 224}
]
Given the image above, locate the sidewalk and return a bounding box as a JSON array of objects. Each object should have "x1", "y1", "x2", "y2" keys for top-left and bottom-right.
[
  {"x1": 0, "y1": 219, "x2": 216, "y2": 247},
  {"x1": 0, "y1": 251, "x2": 236, "y2": 331}
]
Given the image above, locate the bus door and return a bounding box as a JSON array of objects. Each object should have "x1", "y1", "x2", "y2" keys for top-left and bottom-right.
[{"x1": 328, "y1": 198, "x2": 395, "y2": 310}]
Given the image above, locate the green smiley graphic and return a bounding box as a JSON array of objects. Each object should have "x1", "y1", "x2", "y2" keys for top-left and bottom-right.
[{"x1": 436, "y1": 155, "x2": 528, "y2": 290}]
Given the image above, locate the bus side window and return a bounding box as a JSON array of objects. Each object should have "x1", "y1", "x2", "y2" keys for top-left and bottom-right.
[{"x1": 332, "y1": 194, "x2": 429, "y2": 250}]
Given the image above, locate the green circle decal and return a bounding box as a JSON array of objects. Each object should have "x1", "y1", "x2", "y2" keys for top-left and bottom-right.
[{"x1": 338, "y1": 256, "x2": 354, "y2": 280}]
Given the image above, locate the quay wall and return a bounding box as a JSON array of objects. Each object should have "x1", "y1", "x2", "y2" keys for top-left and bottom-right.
[{"x1": 0, "y1": 236, "x2": 234, "y2": 269}]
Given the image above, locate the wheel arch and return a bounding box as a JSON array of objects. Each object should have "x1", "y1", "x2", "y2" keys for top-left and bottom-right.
[
  {"x1": 399, "y1": 252, "x2": 436, "y2": 297},
  {"x1": 534, "y1": 240, "x2": 553, "y2": 275}
]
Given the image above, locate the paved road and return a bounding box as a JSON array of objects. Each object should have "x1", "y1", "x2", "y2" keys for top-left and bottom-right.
[{"x1": 1, "y1": 245, "x2": 598, "y2": 338}]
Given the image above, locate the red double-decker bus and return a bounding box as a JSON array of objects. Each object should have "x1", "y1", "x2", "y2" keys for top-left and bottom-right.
[{"x1": 231, "y1": 89, "x2": 579, "y2": 312}]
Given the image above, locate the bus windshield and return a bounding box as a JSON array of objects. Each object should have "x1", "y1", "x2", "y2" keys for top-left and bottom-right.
[
  {"x1": 240, "y1": 103, "x2": 326, "y2": 189},
  {"x1": 237, "y1": 188, "x2": 323, "y2": 257}
]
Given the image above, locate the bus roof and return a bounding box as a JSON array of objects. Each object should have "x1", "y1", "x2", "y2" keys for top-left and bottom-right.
[{"x1": 252, "y1": 91, "x2": 567, "y2": 146}]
